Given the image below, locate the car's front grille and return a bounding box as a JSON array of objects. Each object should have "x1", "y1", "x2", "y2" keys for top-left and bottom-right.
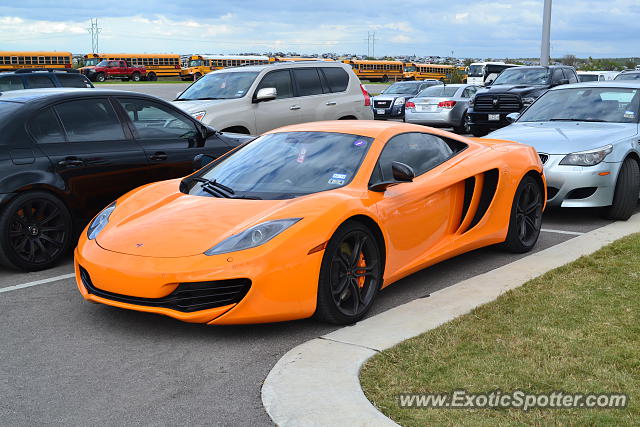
[
  {"x1": 79, "y1": 266, "x2": 250, "y2": 313},
  {"x1": 474, "y1": 94, "x2": 521, "y2": 111},
  {"x1": 374, "y1": 100, "x2": 391, "y2": 108},
  {"x1": 538, "y1": 153, "x2": 549, "y2": 164}
]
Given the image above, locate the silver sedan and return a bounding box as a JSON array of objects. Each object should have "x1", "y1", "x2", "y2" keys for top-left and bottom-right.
[
  {"x1": 404, "y1": 84, "x2": 479, "y2": 132},
  {"x1": 488, "y1": 82, "x2": 640, "y2": 220}
]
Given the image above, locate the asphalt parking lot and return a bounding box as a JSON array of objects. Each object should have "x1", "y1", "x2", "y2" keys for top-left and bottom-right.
[{"x1": 1, "y1": 82, "x2": 638, "y2": 425}]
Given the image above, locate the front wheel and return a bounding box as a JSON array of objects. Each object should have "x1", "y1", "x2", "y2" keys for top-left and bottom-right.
[
  {"x1": 502, "y1": 175, "x2": 543, "y2": 253},
  {"x1": 0, "y1": 191, "x2": 73, "y2": 271},
  {"x1": 315, "y1": 221, "x2": 383, "y2": 324},
  {"x1": 602, "y1": 158, "x2": 640, "y2": 220},
  {"x1": 131, "y1": 72, "x2": 141, "y2": 82},
  {"x1": 194, "y1": 72, "x2": 202, "y2": 81},
  {"x1": 95, "y1": 72, "x2": 106, "y2": 82}
]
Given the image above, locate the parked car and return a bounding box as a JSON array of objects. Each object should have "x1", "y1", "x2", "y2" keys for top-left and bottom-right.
[
  {"x1": 577, "y1": 71, "x2": 619, "y2": 82},
  {"x1": 468, "y1": 65, "x2": 579, "y2": 136},
  {"x1": 173, "y1": 61, "x2": 373, "y2": 135},
  {"x1": 81, "y1": 60, "x2": 147, "y2": 82},
  {"x1": 488, "y1": 82, "x2": 640, "y2": 220},
  {"x1": 372, "y1": 80, "x2": 442, "y2": 120},
  {"x1": 404, "y1": 84, "x2": 478, "y2": 132},
  {"x1": 614, "y1": 71, "x2": 640, "y2": 81},
  {"x1": 75, "y1": 121, "x2": 544, "y2": 325},
  {"x1": 0, "y1": 88, "x2": 249, "y2": 271},
  {"x1": 0, "y1": 69, "x2": 93, "y2": 92}
]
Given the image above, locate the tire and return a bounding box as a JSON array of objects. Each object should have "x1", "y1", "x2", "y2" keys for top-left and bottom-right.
[
  {"x1": 602, "y1": 158, "x2": 640, "y2": 220},
  {"x1": 194, "y1": 72, "x2": 202, "y2": 81},
  {"x1": 0, "y1": 191, "x2": 73, "y2": 271},
  {"x1": 96, "y1": 72, "x2": 106, "y2": 82},
  {"x1": 315, "y1": 221, "x2": 383, "y2": 324},
  {"x1": 131, "y1": 72, "x2": 141, "y2": 82},
  {"x1": 453, "y1": 111, "x2": 469, "y2": 134},
  {"x1": 147, "y1": 73, "x2": 157, "y2": 81},
  {"x1": 502, "y1": 175, "x2": 543, "y2": 253}
]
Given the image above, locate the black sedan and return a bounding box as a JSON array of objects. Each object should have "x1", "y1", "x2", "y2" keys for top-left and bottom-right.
[{"x1": 0, "y1": 88, "x2": 248, "y2": 271}]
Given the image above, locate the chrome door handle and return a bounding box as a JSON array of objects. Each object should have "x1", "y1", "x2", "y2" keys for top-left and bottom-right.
[
  {"x1": 325, "y1": 101, "x2": 337, "y2": 106},
  {"x1": 289, "y1": 105, "x2": 301, "y2": 110}
]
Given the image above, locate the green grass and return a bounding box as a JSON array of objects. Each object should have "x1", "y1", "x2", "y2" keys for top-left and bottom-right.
[{"x1": 360, "y1": 234, "x2": 640, "y2": 426}]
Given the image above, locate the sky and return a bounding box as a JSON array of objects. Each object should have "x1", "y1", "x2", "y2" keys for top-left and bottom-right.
[{"x1": 0, "y1": 0, "x2": 638, "y2": 58}]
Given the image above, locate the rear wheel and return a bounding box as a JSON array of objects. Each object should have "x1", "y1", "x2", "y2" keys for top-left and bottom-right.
[
  {"x1": 502, "y1": 175, "x2": 543, "y2": 253},
  {"x1": 147, "y1": 72, "x2": 157, "y2": 81},
  {"x1": 602, "y1": 158, "x2": 640, "y2": 220},
  {"x1": 0, "y1": 191, "x2": 73, "y2": 271},
  {"x1": 131, "y1": 72, "x2": 141, "y2": 82},
  {"x1": 381, "y1": 75, "x2": 389, "y2": 83},
  {"x1": 95, "y1": 72, "x2": 106, "y2": 82},
  {"x1": 315, "y1": 221, "x2": 382, "y2": 324},
  {"x1": 453, "y1": 112, "x2": 469, "y2": 134}
]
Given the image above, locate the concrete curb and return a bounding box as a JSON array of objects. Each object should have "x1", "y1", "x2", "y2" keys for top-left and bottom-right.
[{"x1": 262, "y1": 213, "x2": 640, "y2": 426}]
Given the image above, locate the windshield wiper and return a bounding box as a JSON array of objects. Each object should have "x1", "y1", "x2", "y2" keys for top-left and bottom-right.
[
  {"x1": 192, "y1": 177, "x2": 261, "y2": 199},
  {"x1": 549, "y1": 118, "x2": 606, "y2": 122}
]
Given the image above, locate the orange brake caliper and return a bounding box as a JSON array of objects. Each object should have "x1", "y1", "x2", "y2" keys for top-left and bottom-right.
[{"x1": 356, "y1": 252, "x2": 366, "y2": 288}]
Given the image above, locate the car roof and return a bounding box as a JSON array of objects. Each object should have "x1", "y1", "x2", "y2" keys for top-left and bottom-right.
[
  {"x1": 550, "y1": 81, "x2": 640, "y2": 90},
  {"x1": 0, "y1": 87, "x2": 155, "y2": 103},
  {"x1": 211, "y1": 61, "x2": 349, "y2": 73}
]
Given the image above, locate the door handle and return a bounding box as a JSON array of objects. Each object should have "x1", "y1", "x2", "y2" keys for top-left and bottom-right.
[
  {"x1": 325, "y1": 101, "x2": 337, "y2": 106},
  {"x1": 289, "y1": 105, "x2": 301, "y2": 110},
  {"x1": 150, "y1": 152, "x2": 168, "y2": 161},
  {"x1": 57, "y1": 158, "x2": 84, "y2": 168}
]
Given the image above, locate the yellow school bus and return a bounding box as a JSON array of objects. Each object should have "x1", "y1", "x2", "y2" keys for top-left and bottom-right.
[
  {"x1": 0, "y1": 51, "x2": 72, "y2": 71},
  {"x1": 403, "y1": 63, "x2": 457, "y2": 81},
  {"x1": 341, "y1": 60, "x2": 404, "y2": 82},
  {"x1": 271, "y1": 57, "x2": 334, "y2": 62},
  {"x1": 81, "y1": 53, "x2": 181, "y2": 80},
  {"x1": 180, "y1": 55, "x2": 271, "y2": 80}
]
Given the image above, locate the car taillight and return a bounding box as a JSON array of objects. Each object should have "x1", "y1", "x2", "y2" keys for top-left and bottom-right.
[
  {"x1": 175, "y1": 65, "x2": 180, "y2": 69},
  {"x1": 438, "y1": 100, "x2": 456, "y2": 108},
  {"x1": 405, "y1": 101, "x2": 416, "y2": 109},
  {"x1": 65, "y1": 64, "x2": 71, "y2": 68},
  {"x1": 360, "y1": 84, "x2": 371, "y2": 106}
]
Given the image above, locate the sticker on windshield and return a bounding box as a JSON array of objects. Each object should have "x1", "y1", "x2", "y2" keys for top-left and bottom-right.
[
  {"x1": 328, "y1": 178, "x2": 345, "y2": 185},
  {"x1": 624, "y1": 111, "x2": 635, "y2": 119},
  {"x1": 332, "y1": 173, "x2": 347, "y2": 180},
  {"x1": 353, "y1": 139, "x2": 367, "y2": 147},
  {"x1": 296, "y1": 148, "x2": 307, "y2": 163}
]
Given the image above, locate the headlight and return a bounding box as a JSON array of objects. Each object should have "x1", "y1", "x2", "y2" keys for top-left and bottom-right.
[
  {"x1": 393, "y1": 97, "x2": 405, "y2": 106},
  {"x1": 204, "y1": 218, "x2": 302, "y2": 256},
  {"x1": 522, "y1": 97, "x2": 536, "y2": 107},
  {"x1": 191, "y1": 111, "x2": 206, "y2": 121},
  {"x1": 559, "y1": 144, "x2": 613, "y2": 166},
  {"x1": 87, "y1": 202, "x2": 116, "y2": 240}
]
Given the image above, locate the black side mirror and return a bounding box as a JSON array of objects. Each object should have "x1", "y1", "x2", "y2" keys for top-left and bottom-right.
[
  {"x1": 192, "y1": 153, "x2": 215, "y2": 171},
  {"x1": 369, "y1": 162, "x2": 415, "y2": 192}
]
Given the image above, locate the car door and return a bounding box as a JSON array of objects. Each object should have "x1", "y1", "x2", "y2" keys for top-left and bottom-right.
[
  {"x1": 33, "y1": 98, "x2": 150, "y2": 217},
  {"x1": 291, "y1": 68, "x2": 330, "y2": 122},
  {"x1": 116, "y1": 97, "x2": 233, "y2": 181},
  {"x1": 369, "y1": 132, "x2": 459, "y2": 276},
  {"x1": 253, "y1": 69, "x2": 302, "y2": 133},
  {"x1": 318, "y1": 67, "x2": 351, "y2": 120}
]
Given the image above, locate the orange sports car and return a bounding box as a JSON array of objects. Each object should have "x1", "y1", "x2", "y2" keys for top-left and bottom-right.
[{"x1": 74, "y1": 121, "x2": 545, "y2": 325}]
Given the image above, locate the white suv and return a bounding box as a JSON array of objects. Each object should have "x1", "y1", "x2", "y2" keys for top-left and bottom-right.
[{"x1": 173, "y1": 61, "x2": 373, "y2": 135}]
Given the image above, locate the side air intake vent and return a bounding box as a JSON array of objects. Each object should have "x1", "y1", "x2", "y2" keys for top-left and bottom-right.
[
  {"x1": 468, "y1": 169, "x2": 499, "y2": 230},
  {"x1": 457, "y1": 169, "x2": 500, "y2": 234}
]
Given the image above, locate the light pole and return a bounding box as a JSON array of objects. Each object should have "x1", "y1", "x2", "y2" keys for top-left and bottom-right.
[{"x1": 540, "y1": 0, "x2": 552, "y2": 66}]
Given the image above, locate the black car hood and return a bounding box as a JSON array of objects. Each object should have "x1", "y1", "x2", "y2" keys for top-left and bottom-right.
[{"x1": 477, "y1": 84, "x2": 548, "y2": 96}]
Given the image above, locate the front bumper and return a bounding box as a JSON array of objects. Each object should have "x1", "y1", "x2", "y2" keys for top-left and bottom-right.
[
  {"x1": 543, "y1": 155, "x2": 619, "y2": 207},
  {"x1": 404, "y1": 109, "x2": 456, "y2": 126},
  {"x1": 467, "y1": 109, "x2": 511, "y2": 130},
  {"x1": 74, "y1": 238, "x2": 324, "y2": 324},
  {"x1": 373, "y1": 104, "x2": 404, "y2": 119}
]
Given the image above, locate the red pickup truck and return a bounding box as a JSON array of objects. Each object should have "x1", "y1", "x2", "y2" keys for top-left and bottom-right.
[{"x1": 81, "y1": 60, "x2": 147, "y2": 82}]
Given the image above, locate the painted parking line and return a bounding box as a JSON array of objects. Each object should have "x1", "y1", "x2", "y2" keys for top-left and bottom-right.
[
  {"x1": 541, "y1": 228, "x2": 585, "y2": 236},
  {"x1": 0, "y1": 273, "x2": 75, "y2": 294}
]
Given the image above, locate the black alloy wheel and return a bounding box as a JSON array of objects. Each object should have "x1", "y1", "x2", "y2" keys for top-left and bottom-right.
[
  {"x1": 502, "y1": 175, "x2": 543, "y2": 253},
  {"x1": 315, "y1": 222, "x2": 382, "y2": 324},
  {"x1": 0, "y1": 192, "x2": 73, "y2": 271}
]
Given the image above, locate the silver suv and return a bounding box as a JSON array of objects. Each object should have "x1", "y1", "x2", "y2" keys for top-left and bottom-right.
[{"x1": 173, "y1": 61, "x2": 373, "y2": 135}]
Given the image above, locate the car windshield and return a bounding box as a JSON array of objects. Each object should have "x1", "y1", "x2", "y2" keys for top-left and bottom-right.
[
  {"x1": 84, "y1": 58, "x2": 100, "y2": 66},
  {"x1": 614, "y1": 72, "x2": 640, "y2": 81},
  {"x1": 492, "y1": 68, "x2": 550, "y2": 86},
  {"x1": 188, "y1": 60, "x2": 203, "y2": 67},
  {"x1": 383, "y1": 82, "x2": 421, "y2": 95},
  {"x1": 417, "y1": 86, "x2": 459, "y2": 97},
  {"x1": 188, "y1": 132, "x2": 373, "y2": 199},
  {"x1": 404, "y1": 65, "x2": 416, "y2": 72},
  {"x1": 468, "y1": 65, "x2": 484, "y2": 77},
  {"x1": 518, "y1": 87, "x2": 640, "y2": 123},
  {"x1": 176, "y1": 71, "x2": 259, "y2": 100}
]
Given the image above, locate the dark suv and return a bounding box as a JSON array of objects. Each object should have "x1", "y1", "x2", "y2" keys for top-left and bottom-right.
[
  {"x1": 467, "y1": 65, "x2": 578, "y2": 136},
  {"x1": 0, "y1": 69, "x2": 93, "y2": 92},
  {"x1": 0, "y1": 89, "x2": 249, "y2": 271}
]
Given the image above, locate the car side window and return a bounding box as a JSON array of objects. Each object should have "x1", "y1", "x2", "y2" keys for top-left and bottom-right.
[
  {"x1": 54, "y1": 98, "x2": 125, "y2": 142},
  {"x1": 256, "y1": 70, "x2": 293, "y2": 99},
  {"x1": 563, "y1": 69, "x2": 578, "y2": 84},
  {"x1": 373, "y1": 133, "x2": 455, "y2": 183},
  {"x1": 552, "y1": 68, "x2": 564, "y2": 84},
  {"x1": 292, "y1": 68, "x2": 323, "y2": 96},
  {"x1": 117, "y1": 98, "x2": 199, "y2": 140},
  {"x1": 321, "y1": 67, "x2": 349, "y2": 92},
  {"x1": 25, "y1": 75, "x2": 55, "y2": 89},
  {"x1": 56, "y1": 74, "x2": 93, "y2": 88},
  {"x1": 29, "y1": 108, "x2": 66, "y2": 143},
  {"x1": 0, "y1": 75, "x2": 24, "y2": 91}
]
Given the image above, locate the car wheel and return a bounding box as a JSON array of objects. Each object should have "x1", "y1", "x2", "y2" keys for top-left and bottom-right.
[
  {"x1": 194, "y1": 72, "x2": 202, "y2": 81},
  {"x1": 502, "y1": 175, "x2": 543, "y2": 253},
  {"x1": 315, "y1": 221, "x2": 382, "y2": 324},
  {"x1": 131, "y1": 72, "x2": 141, "y2": 82},
  {"x1": 602, "y1": 157, "x2": 640, "y2": 221},
  {"x1": 453, "y1": 112, "x2": 469, "y2": 134},
  {"x1": 96, "y1": 72, "x2": 106, "y2": 82},
  {"x1": 0, "y1": 191, "x2": 73, "y2": 271},
  {"x1": 147, "y1": 73, "x2": 157, "y2": 81}
]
